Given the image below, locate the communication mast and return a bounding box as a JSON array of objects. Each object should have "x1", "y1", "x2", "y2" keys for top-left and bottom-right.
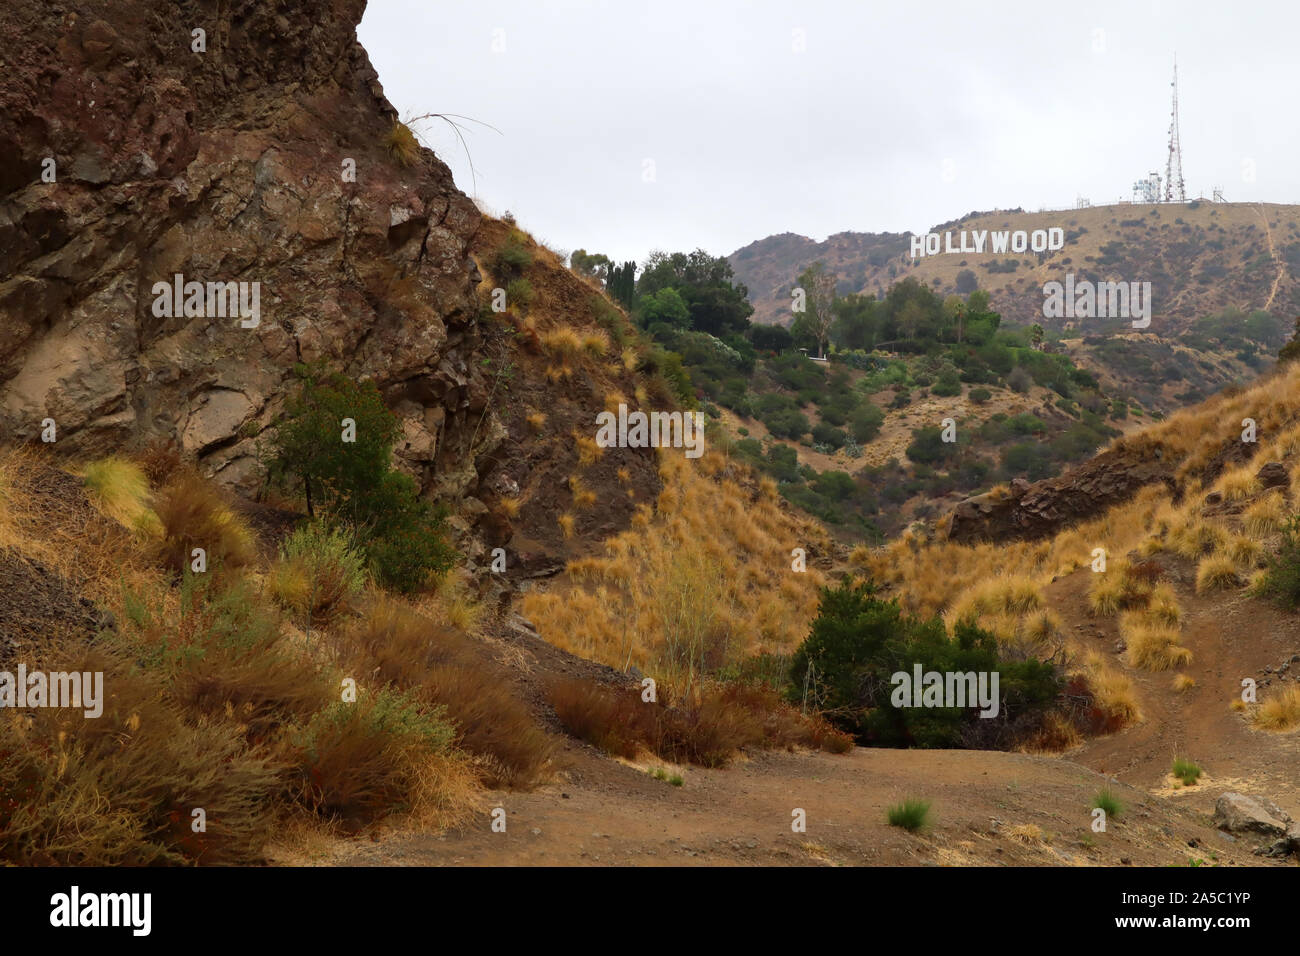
[{"x1": 1164, "y1": 57, "x2": 1186, "y2": 202}]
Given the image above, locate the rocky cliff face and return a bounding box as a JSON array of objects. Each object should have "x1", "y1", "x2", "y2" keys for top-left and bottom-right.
[
  {"x1": 0, "y1": 0, "x2": 502, "y2": 512},
  {"x1": 945, "y1": 444, "x2": 1178, "y2": 544}
]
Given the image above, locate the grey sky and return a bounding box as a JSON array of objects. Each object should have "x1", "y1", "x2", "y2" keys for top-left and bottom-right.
[{"x1": 359, "y1": 0, "x2": 1300, "y2": 267}]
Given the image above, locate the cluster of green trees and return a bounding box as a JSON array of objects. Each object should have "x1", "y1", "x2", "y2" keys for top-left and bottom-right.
[
  {"x1": 787, "y1": 580, "x2": 1061, "y2": 748},
  {"x1": 794, "y1": 277, "x2": 1005, "y2": 357},
  {"x1": 566, "y1": 245, "x2": 1131, "y2": 536}
]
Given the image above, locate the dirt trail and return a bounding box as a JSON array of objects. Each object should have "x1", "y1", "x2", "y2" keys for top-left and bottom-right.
[
  {"x1": 1049, "y1": 564, "x2": 1300, "y2": 820},
  {"x1": 1255, "y1": 204, "x2": 1286, "y2": 312},
  {"x1": 278, "y1": 742, "x2": 1278, "y2": 868}
]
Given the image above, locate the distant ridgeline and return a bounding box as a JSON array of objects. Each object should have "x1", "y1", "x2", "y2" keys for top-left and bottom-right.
[{"x1": 727, "y1": 202, "x2": 1298, "y2": 414}]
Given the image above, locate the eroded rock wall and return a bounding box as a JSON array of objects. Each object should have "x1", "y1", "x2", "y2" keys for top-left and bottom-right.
[{"x1": 0, "y1": 0, "x2": 500, "y2": 511}]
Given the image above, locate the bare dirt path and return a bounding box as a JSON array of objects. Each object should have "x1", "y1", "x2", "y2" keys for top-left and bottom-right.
[
  {"x1": 278, "y1": 743, "x2": 1277, "y2": 868},
  {"x1": 1049, "y1": 565, "x2": 1300, "y2": 821},
  {"x1": 1254, "y1": 204, "x2": 1286, "y2": 312}
]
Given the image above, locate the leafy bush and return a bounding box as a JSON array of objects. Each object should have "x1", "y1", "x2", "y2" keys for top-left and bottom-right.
[
  {"x1": 787, "y1": 580, "x2": 1060, "y2": 748},
  {"x1": 1007, "y1": 366, "x2": 1034, "y2": 393},
  {"x1": 763, "y1": 407, "x2": 810, "y2": 440},
  {"x1": 505, "y1": 277, "x2": 535, "y2": 310},
  {"x1": 811, "y1": 423, "x2": 847, "y2": 450},
  {"x1": 850, "y1": 403, "x2": 885, "y2": 442},
  {"x1": 267, "y1": 364, "x2": 457, "y2": 593}
]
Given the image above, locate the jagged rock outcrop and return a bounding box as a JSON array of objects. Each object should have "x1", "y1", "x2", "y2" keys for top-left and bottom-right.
[
  {"x1": 0, "y1": 0, "x2": 502, "y2": 515},
  {"x1": 945, "y1": 443, "x2": 1177, "y2": 544}
]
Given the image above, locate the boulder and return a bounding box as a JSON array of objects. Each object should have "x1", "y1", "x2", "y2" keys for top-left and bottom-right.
[
  {"x1": 1256, "y1": 461, "x2": 1290, "y2": 490},
  {"x1": 1213, "y1": 792, "x2": 1291, "y2": 836}
]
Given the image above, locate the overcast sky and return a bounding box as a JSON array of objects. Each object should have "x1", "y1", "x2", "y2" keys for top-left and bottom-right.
[{"x1": 359, "y1": 0, "x2": 1300, "y2": 266}]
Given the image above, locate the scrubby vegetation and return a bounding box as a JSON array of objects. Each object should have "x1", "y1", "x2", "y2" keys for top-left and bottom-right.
[
  {"x1": 265, "y1": 364, "x2": 457, "y2": 593},
  {"x1": 598, "y1": 250, "x2": 1125, "y2": 534},
  {"x1": 784, "y1": 579, "x2": 1063, "y2": 749},
  {"x1": 0, "y1": 433, "x2": 541, "y2": 864}
]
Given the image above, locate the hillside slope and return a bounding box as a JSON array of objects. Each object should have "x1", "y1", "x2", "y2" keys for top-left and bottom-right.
[{"x1": 730, "y1": 202, "x2": 1298, "y2": 412}]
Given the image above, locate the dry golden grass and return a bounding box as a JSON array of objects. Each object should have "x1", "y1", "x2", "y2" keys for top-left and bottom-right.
[
  {"x1": 581, "y1": 330, "x2": 610, "y2": 356},
  {"x1": 1088, "y1": 571, "x2": 1129, "y2": 616},
  {"x1": 1006, "y1": 823, "x2": 1047, "y2": 845},
  {"x1": 1082, "y1": 653, "x2": 1143, "y2": 727},
  {"x1": 540, "y1": 326, "x2": 584, "y2": 358},
  {"x1": 149, "y1": 472, "x2": 256, "y2": 576},
  {"x1": 1252, "y1": 685, "x2": 1300, "y2": 732},
  {"x1": 568, "y1": 474, "x2": 597, "y2": 510},
  {"x1": 384, "y1": 120, "x2": 420, "y2": 167},
  {"x1": 0, "y1": 447, "x2": 143, "y2": 599},
  {"x1": 557, "y1": 512, "x2": 576, "y2": 539},
  {"x1": 498, "y1": 496, "x2": 522, "y2": 518},
  {"x1": 574, "y1": 431, "x2": 604, "y2": 467},
  {"x1": 1225, "y1": 534, "x2": 1262, "y2": 568},
  {"x1": 524, "y1": 449, "x2": 826, "y2": 684},
  {"x1": 1148, "y1": 583, "x2": 1182, "y2": 628},
  {"x1": 1170, "y1": 518, "x2": 1227, "y2": 560},
  {"x1": 1172, "y1": 673, "x2": 1197, "y2": 693},
  {"x1": 1121, "y1": 613, "x2": 1193, "y2": 671},
  {"x1": 1217, "y1": 467, "x2": 1260, "y2": 502},
  {"x1": 80, "y1": 457, "x2": 160, "y2": 535},
  {"x1": 1195, "y1": 554, "x2": 1241, "y2": 594},
  {"x1": 1243, "y1": 492, "x2": 1286, "y2": 538}
]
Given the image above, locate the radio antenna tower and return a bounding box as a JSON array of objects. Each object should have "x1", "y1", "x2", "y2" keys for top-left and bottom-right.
[{"x1": 1164, "y1": 57, "x2": 1186, "y2": 202}]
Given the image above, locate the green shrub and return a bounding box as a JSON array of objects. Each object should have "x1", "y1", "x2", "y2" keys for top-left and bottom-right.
[
  {"x1": 365, "y1": 501, "x2": 457, "y2": 593},
  {"x1": 266, "y1": 363, "x2": 458, "y2": 593},
  {"x1": 931, "y1": 371, "x2": 962, "y2": 397},
  {"x1": 1257, "y1": 516, "x2": 1300, "y2": 609},
  {"x1": 505, "y1": 278, "x2": 535, "y2": 310},
  {"x1": 270, "y1": 521, "x2": 367, "y2": 624},
  {"x1": 763, "y1": 407, "x2": 810, "y2": 440},
  {"x1": 787, "y1": 580, "x2": 1059, "y2": 748},
  {"x1": 491, "y1": 230, "x2": 533, "y2": 281},
  {"x1": 969, "y1": 387, "x2": 992, "y2": 404},
  {"x1": 811, "y1": 423, "x2": 847, "y2": 450},
  {"x1": 887, "y1": 798, "x2": 931, "y2": 832},
  {"x1": 1172, "y1": 757, "x2": 1202, "y2": 786},
  {"x1": 1091, "y1": 788, "x2": 1124, "y2": 819},
  {"x1": 850, "y1": 403, "x2": 885, "y2": 442}
]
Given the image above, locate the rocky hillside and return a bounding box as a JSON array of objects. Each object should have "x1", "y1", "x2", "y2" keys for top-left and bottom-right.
[{"x1": 1, "y1": 0, "x2": 496, "y2": 511}]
